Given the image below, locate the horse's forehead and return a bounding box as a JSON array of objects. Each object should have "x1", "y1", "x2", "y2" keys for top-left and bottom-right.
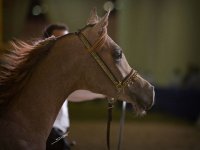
[{"x1": 106, "y1": 36, "x2": 120, "y2": 49}]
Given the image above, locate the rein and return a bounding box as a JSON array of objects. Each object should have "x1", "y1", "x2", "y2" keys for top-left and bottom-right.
[{"x1": 76, "y1": 31, "x2": 137, "y2": 150}]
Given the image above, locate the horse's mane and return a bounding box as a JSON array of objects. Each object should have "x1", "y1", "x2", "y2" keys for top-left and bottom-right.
[{"x1": 0, "y1": 37, "x2": 56, "y2": 107}]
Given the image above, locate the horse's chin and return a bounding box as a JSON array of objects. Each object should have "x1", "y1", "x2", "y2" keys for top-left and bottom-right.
[
  {"x1": 135, "y1": 109, "x2": 146, "y2": 117},
  {"x1": 128, "y1": 100, "x2": 147, "y2": 117}
]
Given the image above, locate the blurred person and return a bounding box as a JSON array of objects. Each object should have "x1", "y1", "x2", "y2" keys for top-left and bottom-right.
[
  {"x1": 43, "y1": 24, "x2": 69, "y2": 38},
  {"x1": 43, "y1": 24, "x2": 71, "y2": 150}
]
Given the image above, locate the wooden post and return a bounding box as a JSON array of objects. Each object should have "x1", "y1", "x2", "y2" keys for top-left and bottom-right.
[
  {"x1": 0, "y1": 0, "x2": 3, "y2": 47},
  {"x1": 0, "y1": 0, "x2": 2, "y2": 47}
]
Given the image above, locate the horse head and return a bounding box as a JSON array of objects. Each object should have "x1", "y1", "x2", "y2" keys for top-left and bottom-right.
[{"x1": 74, "y1": 8, "x2": 155, "y2": 114}]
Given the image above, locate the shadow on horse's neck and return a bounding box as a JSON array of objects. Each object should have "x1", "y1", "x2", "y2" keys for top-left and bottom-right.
[{"x1": 5, "y1": 34, "x2": 85, "y2": 140}]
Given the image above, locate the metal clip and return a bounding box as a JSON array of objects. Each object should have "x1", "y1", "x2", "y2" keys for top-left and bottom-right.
[{"x1": 51, "y1": 131, "x2": 69, "y2": 145}]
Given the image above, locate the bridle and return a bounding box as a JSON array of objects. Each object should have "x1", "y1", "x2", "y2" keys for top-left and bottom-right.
[
  {"x1": 76, "y1": 31, "x2": 137, "y2": 96},
  {"x1": 76, "y1": 30, "x2": 138, "y2": 150}
]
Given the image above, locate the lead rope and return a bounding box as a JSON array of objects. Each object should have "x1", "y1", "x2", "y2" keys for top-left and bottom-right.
[
  {"x1": 107, "y1": 98, "x2": 115, "y2": 150},
  {"x1": 107, "y1": 99, "x2": 126, "y2": 150},
  {"x1": 117, "y1": 101, "x2": 127, "y2": 150}
]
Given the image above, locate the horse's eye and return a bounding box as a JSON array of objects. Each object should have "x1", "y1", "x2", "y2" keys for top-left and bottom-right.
[{"x1": 113, "y1": 49, "x2": 122, "y2": 61}]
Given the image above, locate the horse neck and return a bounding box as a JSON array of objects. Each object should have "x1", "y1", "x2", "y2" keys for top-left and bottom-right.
[{"x1": 6, "y1": 35, "x2": 84, "y2": 141}]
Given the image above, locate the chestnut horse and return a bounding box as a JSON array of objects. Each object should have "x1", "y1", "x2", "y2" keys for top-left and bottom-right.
[{"x1": 0, "y1": 9, "x2": 154, "y2": 150}]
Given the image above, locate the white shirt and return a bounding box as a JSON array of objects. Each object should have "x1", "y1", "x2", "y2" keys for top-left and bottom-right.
[{"x1": 53, "y1": 101, "x2": 69, "y2": 133}]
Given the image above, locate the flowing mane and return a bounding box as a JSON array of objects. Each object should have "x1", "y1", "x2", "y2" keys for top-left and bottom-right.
[{"x1": 0, "y1": 37, "x2": 56, "y2": 108}]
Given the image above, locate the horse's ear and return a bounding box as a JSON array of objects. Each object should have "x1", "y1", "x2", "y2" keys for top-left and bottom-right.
[
  {"x1": 94, "y1": 10, "x2": 110, "y2": 33},
  {"x1": 87, "y1": 7, "x2": 99, "y2": 25}
]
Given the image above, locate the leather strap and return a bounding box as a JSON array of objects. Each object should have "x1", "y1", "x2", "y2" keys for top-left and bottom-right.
[{"x1": 107, "y1": 101, "x2": 113, "y2": 150}]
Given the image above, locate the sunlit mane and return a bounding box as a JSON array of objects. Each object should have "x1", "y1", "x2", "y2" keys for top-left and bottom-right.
[{"x1": 0, "y1": 37, "x2": 56, "y2": 107}]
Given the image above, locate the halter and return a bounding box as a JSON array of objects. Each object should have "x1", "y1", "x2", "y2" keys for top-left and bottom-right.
[
  {"x1": 76, "y1": 31, "x2": 138, "y2": 150},
  {"x1": 76, "y1": 31, "x2": 137, "y2": 95}
]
